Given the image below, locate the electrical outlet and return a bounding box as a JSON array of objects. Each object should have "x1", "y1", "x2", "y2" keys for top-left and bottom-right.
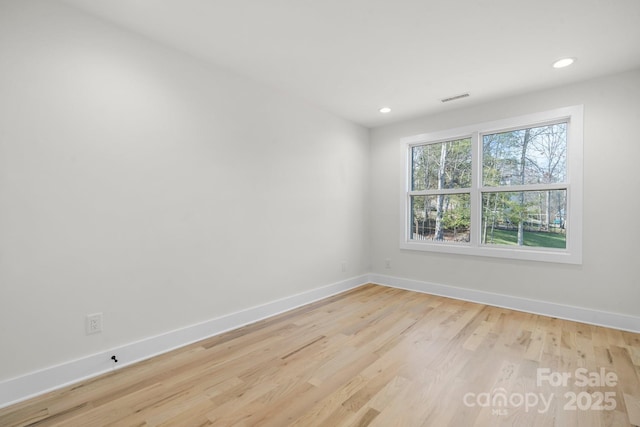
[
  {"x1": 86, "y1": 313, "x2": 103, "y2": 335},
  {"x1": 385, "y1": 258, "x2": 391, "y2": 269},
  {"x1": 341, "y1": 261, "x2": 347, "y2": 272}
]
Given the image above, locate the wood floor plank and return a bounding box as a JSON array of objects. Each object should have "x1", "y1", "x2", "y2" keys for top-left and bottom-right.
[{"x1": 1, "y1": 284, "x2": 638, "y2": 427}]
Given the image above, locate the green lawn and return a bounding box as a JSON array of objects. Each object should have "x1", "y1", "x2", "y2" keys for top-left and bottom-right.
[{"x1": 485, "y1": 228, "x2": 566, "y2": 249}]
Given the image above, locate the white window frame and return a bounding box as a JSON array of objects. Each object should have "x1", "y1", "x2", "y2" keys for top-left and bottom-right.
[{"x1": 400, "y1": 105, "x2": 583, "y2": 264}]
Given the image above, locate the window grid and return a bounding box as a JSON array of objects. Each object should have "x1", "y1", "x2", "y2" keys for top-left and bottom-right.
[{"x1": 400, "y1": 106, "x2": 583, "y2": 264}]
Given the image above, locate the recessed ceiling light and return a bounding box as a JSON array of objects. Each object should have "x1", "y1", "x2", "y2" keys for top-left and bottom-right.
[
  {"x1": 379, "y1": 107, "x2": 391, "y2": 114},
  {"x1": 553, "y1": 58, "x2": 575, "y2": 69}
]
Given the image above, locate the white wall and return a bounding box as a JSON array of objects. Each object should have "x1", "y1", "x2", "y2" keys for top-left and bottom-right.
[
  {"x1": 0, "y1": 0, "x2": 369, "y2": 382},
  {"x1": 1, "y1": 0, "x2": 638, "y2": 404},
  {"x1": 370, "y1": 69, "x2": 640, "y2": 318}
]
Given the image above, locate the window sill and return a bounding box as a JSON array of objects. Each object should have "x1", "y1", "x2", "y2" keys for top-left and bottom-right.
[{"x1": 399, "y1": 240, "x2": 582, "y2": 264}]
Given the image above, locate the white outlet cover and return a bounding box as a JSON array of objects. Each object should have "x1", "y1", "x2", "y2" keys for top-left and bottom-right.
[{"x1": 86, "y1": 313, "x2": 103, "y2": 335}]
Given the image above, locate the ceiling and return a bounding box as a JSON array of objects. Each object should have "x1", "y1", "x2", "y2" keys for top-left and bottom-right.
[{"x1": 60, "y1": 0, "x2": 640, "y2": 128}]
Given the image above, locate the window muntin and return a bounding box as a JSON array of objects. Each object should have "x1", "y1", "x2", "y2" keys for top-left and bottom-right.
[{"x1": 401, "y1": 106, "x2": 583, "y2": 264}]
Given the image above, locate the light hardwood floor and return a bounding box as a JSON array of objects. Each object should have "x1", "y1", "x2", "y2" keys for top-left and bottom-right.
[{"x1": 1, "y1": 284, "x2": 639, "y2": 426}]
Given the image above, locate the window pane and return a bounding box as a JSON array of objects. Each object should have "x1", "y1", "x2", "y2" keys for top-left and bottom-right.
[
  {"x1": 481, "y1": 190, "x2": 567, "y2": 248},
  {"x1": 410, "y1": 194, "x2": 470, "y2": 242},
  {"x1": 412, "y1": 138, "x2": 471, "y2": 191},
  {"x1": 483, "y1": 123, "x2": 566, "y2": 187}
]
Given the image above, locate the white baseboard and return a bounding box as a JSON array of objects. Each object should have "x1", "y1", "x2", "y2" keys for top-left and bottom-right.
[
  {"x1": 3, "y1": 273, "x2": 637, "y2": 409},
  {"x1": 0, "y1": 275, "x2": 368, "y2": 409},
  {"x1": 369, "y1": 273, "x2": 640, "y2": 333}
]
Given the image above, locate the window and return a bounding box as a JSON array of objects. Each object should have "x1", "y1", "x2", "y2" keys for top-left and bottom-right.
[{"x1": 401, "y1": 106, "x2": 583, "y2": 264}]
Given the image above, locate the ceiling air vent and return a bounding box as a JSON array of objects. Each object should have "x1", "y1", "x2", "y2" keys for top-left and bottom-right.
[{"x1": 441, "y1": 93, "x2": 470, "y2": 103}]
